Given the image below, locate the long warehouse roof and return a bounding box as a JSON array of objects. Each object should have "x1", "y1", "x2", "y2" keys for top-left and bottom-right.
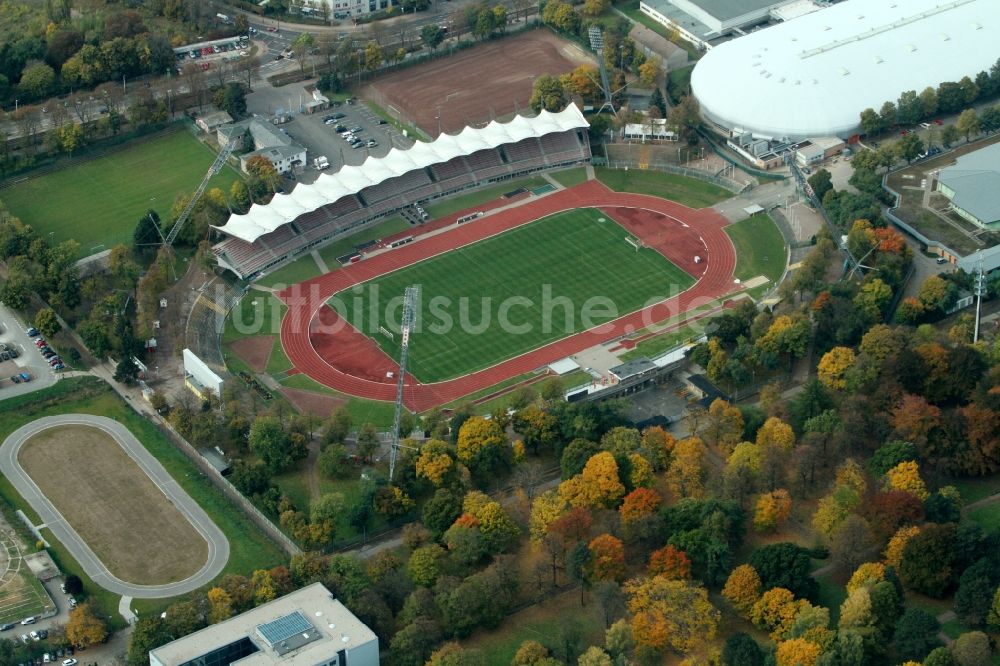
[
  {"x1": 215, "y1": 104, "x2": 589, "y2": 243},
  {"x1": 691, "y1": 0, "x2": 1000, "y2": 140}
]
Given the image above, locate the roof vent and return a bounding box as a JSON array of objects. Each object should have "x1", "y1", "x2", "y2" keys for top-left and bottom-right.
[
  {"x1": 905, "y1": 44, "x2": 916, "y2": 52},
  {"x1": 940, "y1": 33, "x2": 950, "y2": 41},
  {"x1": 972, "y1": 22, "x2": 981, "y2": 29},
  {"x1": 838, "y1": 67, "x2": 849, "y2": 76},
  {"x1": 873, "y1": 56, "x2": 883, "y2": 64}
]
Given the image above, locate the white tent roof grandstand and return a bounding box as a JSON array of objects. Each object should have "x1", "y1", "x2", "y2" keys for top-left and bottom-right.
[
  {"x1": 691, "y1": 0, "x2": 1000, "y2": 141},
  {"x1": 215, "y1": 105, "x2": 589, "y2": 242}
]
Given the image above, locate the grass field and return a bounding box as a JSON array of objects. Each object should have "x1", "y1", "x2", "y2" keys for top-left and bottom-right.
[
  {"x1": 725, "y1": 215, "x2": 786, "y2": 297},
  {"x1": 18, "y1": 424, "x2": 208, "y2": 585},
  {"x1": 423, "y1": 176, "x2": 551, "y2": 220},
  {"x1": 256, "y1": 253, "x2": 325, "y2": 289},
  {"x1": 278, "y1": 374, "x2": 398, "y2": 426},
  {"x1": 594, "y1": 167, "x2": 731, "y2": 208},
  {"x1": 0, "y1": 379, "x2": 286, "y2": 623},
  {"x1": 331, "y1": 208, "x2": 694, "y2": 383},
  {"x1": 549, "y1": 167, "x2": 590, "y2": 189},
  {"x1": 0, "y1": 130, "x2": 242, "y2": 251}
]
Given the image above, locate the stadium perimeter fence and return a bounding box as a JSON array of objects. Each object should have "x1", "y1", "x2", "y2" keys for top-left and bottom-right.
[{"x1": 594, "y1": 156, "x2": 746, "y2": 193}]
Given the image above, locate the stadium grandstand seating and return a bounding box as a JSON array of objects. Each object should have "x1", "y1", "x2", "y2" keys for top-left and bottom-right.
[{"x1": 213, "y1": 120, "x2": 591, "y2": 279}]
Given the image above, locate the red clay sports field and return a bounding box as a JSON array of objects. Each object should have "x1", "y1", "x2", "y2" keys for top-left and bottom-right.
[{"x1": 276, "y1": 180, "x2": 737, "y2": 412}]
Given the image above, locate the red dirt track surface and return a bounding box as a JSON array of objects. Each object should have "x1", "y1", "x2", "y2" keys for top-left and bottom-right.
[
  {"x1": 366, "y1": 30, "x2": 593, "y2": 135},
  {"x1": 276, "y1": 180, "x2": 736, "y2": 412}
]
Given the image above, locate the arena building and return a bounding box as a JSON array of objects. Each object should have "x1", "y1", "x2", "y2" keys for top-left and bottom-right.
[
  {"x1": 212, "y1": 105, "x2": 591, "y2": 279},
  {"x1": 691, "y1": 0, "x2": 1000, "y2": 141}
]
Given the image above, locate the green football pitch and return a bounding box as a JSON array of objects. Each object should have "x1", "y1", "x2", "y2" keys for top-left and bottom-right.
[
  {"x1": 330, "y1": 208, "x2": 695, "y2": 383},
  {"x1": 0, "y1": 130, "x2": 242, "y2": 252}
]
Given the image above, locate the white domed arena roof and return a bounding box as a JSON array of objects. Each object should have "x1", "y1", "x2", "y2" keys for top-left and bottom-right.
[{"x1": 691, "y1": 0, "x2": 1000, "y2": 141}]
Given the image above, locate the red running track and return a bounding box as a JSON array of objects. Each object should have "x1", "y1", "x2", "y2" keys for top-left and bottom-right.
[{"x1": 277, "y1": 180, "x2": 736, "y2": 412}]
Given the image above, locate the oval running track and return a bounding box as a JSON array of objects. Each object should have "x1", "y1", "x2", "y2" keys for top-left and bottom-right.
[
  {"x1": 278, "y1": 179, "x2": 737, "y2": 412},
  {"x1": 0, "y1": 415, "x2": 230, "y2": 599}
]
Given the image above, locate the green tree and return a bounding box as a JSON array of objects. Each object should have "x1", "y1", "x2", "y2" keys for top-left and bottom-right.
[
  {"x1": 318, "y1": 442, "x2": 349, "y2": 479},
  {"x1": 951, "y1": 631, "x2": 991, "y2": 666},
  {"x1": 895, "y1": 132, "x2": 924, "y2": 164},
  {"x1": 421, "y1": 24, "x2": 445, "y2": 51},
  {"x1": 212, "y1": 82, "x2": 247, "y2": 119},
  {"x1": 249, "y1": 415, "x2": 293, "y2": 473},
  {"x1": 859, "y1": 108, "x2": 881, "y2": 136},
  {"x1": 18, "y1": 62, "x2": 56, "y2": 99},
  {"x1": 364, "y1": 40, "x2": 382, "y2": 71},
  {"x1": 807, "y1": 169, "x2": 833, "y2": 201},
  {"x1": 900, "y1": 523, "x2": 957, "y2": 598},
  {"x1": 529, "y1": 74, "x2": 567, "y2": 112},
  {"x1": 34, "y1": 307, "x2": 61, "y2": 337},
  {"x1": 56, "y1": 122, "x2": 83, "y2": 155},
  {"x1": 722, "y1": 632, "x2": 765, "y2": 666},
  {"x1": 748, "y1": 543, "x2": 818, "y2": 601},
  {"x1": 941, "y1": 124, "x2": 960, "y2": 147},
  {"x1": 894, "y1": 608, "x2": 942, "y2": 662},
  {"x1": 955, "y1": 108, "x2": 980, "y2": 141},
  {"x1": 126, "y1": 616, "x2": 171, "y2": 666}
]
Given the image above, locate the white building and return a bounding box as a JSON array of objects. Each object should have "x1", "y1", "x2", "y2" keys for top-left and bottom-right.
[
  {"x1": 691, "y1": 0, "x2": 1000, "y2": 140},
  {"x1": 149, "y1": 583, "x2": 378, "y2": 666},
  {"x1": 639, "y1": 0, "x2": 807, "y2": 49},
  {"x1": 219, "y1": 118, "x2": 307, "y2": 176}
]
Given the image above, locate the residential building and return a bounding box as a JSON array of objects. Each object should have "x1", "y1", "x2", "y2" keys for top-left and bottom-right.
[{"x1": 219, "y1": 118, "x2": 307, "y2": 176}]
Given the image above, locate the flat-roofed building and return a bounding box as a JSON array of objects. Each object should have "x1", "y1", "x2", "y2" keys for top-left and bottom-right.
[{"x1": 149, "y1": 583, "x2": 378, "y2": 666}]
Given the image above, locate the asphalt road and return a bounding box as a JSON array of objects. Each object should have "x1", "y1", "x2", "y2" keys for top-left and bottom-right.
[{"x1": 0, "y1": 415, "x2": 229, "y2": 599}]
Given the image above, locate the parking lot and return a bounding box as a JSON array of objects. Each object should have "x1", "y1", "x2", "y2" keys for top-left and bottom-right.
[
  {"x1": 0, "y1": 305, "x2": 58, "y2": 399},
  {"x1": 247, "y1": 81, "x2": 413, "y2": 184}
]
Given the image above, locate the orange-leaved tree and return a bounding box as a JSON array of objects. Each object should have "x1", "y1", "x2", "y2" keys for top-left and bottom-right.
[
  {"x1": 722, "y1": 564, "x2": 762, "y2": 616},
  {"x1": 754, "y1": 489, "x2": 792, "y2": 533},
  {"x1": 619, "y1": 487, "x2": 662, "y2": 525},
  {"x1": 587, "y1": 534, "x2": 626, "y2": 583},
  {"x1": 624, "y1": 576, "x2": 720, "y2": 653},
  {"x1": 648, "y1": 545, "x2": 691, "y2": 580}
]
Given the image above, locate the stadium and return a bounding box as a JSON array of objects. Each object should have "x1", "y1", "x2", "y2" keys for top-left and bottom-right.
[
  {"x1": 212, "y1": 105, "x2": 593, "y2": 278},
  {"x1": 691, "y1": 0, "x2": 1000, "y2": 141},
  {"x1": 213, "y1": 104, "x2": 741, "y2": 411}
]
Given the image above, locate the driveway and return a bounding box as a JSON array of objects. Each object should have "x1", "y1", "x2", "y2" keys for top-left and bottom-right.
[
  {"x1": 0, "y1": 415, "x2": 229, "y2": 599},
  {"x1": 0, "y1": 304, "x2": 58, "y2": 399}
]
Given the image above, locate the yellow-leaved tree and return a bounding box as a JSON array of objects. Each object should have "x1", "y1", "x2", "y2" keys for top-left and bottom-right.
[
  {"x1": 665, "y1": 436, "x2": 706, "y2": 499},
  {"x1": 756, "y1": 416, "x2": 795, "y2": 450},
  {"x1": 884, "y1": 525, "x2": 921, "y2": 569},
  {"x1": 817, "y1": 346, "x2": 856, "y2": 390},
  {"x1": 624, "y1": 576, "x2": 720, "y2": 653},
  {"x1": 415, "y1": 439, "x2": 454, "y2": 486},
  {"x1": 754, "y1": 489, "x2": 792, "y2": 533},
  {"x1": 846, "y1": 562, "x2": 886, "y2": 594},
  {"x1": 885, "y1": 460, "x2": 929, "y2": 500},
  {"x1": 66, "y1": 603, "x2": 109, "y2": 647},
  {"x1": 207, "y1": 587, "x2": 233, "y2": 624},
  {"x1": 722, "y1": 564, "x2": 762, "y2": 616},
  {"x1": 456, "y1": 416, "x2": 508, "y2": 477},
  {"x1": 529, "y1": 489, "x2": 567, "y2": 542},
  {"x1": 558, "y1": 451, "x2": 625, "y2": 508},
  {"x1": 775, "y1": 638, "x2": 822, "y2": 666}
]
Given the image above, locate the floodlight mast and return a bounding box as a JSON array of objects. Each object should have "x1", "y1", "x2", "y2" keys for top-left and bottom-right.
[
  {"x1": 588, "y1": 26, "x2": 618, "y2": 117},
  {"x1": 164, "y1": 137, "x2": 239, "y2": 246},
  {"x1": 389, "y1": 285, "x2": 419, "y2": 483}
]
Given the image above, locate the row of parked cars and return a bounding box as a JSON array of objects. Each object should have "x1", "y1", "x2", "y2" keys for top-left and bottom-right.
[{"x1": 27, "y1": 327, "x2": 65, "y2": 371}]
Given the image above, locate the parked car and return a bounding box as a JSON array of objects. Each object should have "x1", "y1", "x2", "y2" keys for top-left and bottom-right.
[
  {"x1": 0, "y1": 623, "x2": 14, "y2": 631},
  {"x1": 26, "y1": 327, "x2": 38, "y2": 337},
  {"x1": 367, "y1": 139, "x2": 378, "y2": 148},
  {"x1": 20, "y1": 617, "x2": 35, "y2": 625},
  {"x1": 35, "y1": 339, "x2": 46, "y2": 347},
  {"x1": 267, "y1": 25, "x2": 278, "y2": 31},
  {"x1": 10, "y1": 375, "x2": 20, "y2": 384},
  {"x1": 376, "y1": 119, "x2": 388, "y2": 125},
  {"x1": 350, "y1": 125, "x2": 363, "y2": 133},
  {"x1": 19, "y1": 372, "x2": 30, "y2": 382},
  {"x1": 20, "y1": 633, "x2": 29, "y2": 643},
  {"x1": 332, "y1": 112, "x2": 346, "y2": 119},
  {"x1": 63, "y1": 660, "x2": 78, "y2": 666}
]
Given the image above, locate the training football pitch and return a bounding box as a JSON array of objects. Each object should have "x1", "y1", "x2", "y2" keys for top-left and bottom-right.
[
  {"x1": 331, "y1": 208, "x2": 695, "y2": 383},
  {"x1": 0, "y1": 130, "x2": 242, "y2": 252}
]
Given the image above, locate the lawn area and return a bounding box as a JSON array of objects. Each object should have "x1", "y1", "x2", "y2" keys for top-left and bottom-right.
[
  {"x1": 594, "y1": 167, "x2": 731, "y2": 208},
  {"x1": 619, "y1": 320, "x2": 705, "y2": 362},
  {"x1": 317, "y1": 216, "x2": 412, "y2": 268},
  {"x1": 256, "y1": 252, "x2": 325, "y2": 289},
  {"x1": 460, "y1": 588, "x2": 605, "y2": 666},
  {"x1": 951, "y1": 475, "x2": 1000, "y2": 504},
  {"x1": 814, "y1": 569, "x2": 847, "y2": 625},
  {"x1": 223, "y1": 292, "x2": 287, "y2": 345},
  {"x1": 278, "y1": 373, "x2": 398, "y2": 427},
  {"x1": 615, "y1": 1, "x2": 702, "y2": 59},
  {"x1": 549, "y1": 167, "x2": 590, "y2": 189},
  {"x1": 332, "y1": 208, "x2": 694, "y2": 383},
  {"x1": 0, "y1": 379, "x2": 286, "y2": 622},
  {"x1": 0, "y1": 129, "x2": 242, "y2": 251},
  {"x1": 725, "y1": 215, "x2": 787, "y2": 297},
  {"x1": 667, "y1": 64, "x2": 695, "y2": 102},
  {"x1": 967, "y1": 501, "x2": 1000, "y2": 531},
  {"x1": 423, "y1": 176, "x2": 551, "y2": 220}
]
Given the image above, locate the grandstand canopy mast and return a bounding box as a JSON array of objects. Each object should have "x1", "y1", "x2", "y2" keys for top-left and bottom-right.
[
  {"x1": 389, "y1": 285, "x2": 419, "y2": 483},
  {"x1": 164, "y1": 137, "x2": 239, "y2": 246},
  {"x1": 587, "y1": 26, "x2": 620, "y2": 118}
]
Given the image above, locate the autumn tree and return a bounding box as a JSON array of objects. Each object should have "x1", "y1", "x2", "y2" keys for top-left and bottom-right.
[
  {"x1": 457, "y1": 416, "x2": 509, "y2": 479},
  {"x1": 648, "y1": 545, "x2": 691, "y2": 580},
  {"x1": 818, "y1": 346, "x2": 856, "y2": 390},
  {"x1": 756, "y1": 416, "x2": 795, "y2": 450},
  {"x1": 749, "y1": 587, "x2": 801, "y2": 639},
  {"x1": 885, "y1": 460, "x2": 929, "y2": 500},
  {"x1": 66, "y1": 603, "x2": 109, "y2": 647},
  {"x1": 775, "y1": 638, "x2": 821, "y2": 666},
  {"x1": 847, "y1": 562, "x2": 886, "y2": 594},
  {"x1": 705, "y1": 398, "x2": 744, "y2": 451},
  {"x1": 754, "y1": 489, "x2": 792, "y2": 533},
  {"x1": 559, "y1": 451, "x2": 625, "y2": 509},
  {"x1": 408, "y1": 544, "x2": 446, "y2": 587},
  {"x1": 624, "y1": 576, "x2": 720, "y2": 654},
  {"x1": 207, "y1": 587, "x2": 233, "y2": 624},
  {"x1": 619, "y1": 487, "x2": 661, "y2": 525},
  {"x1": 952, "y1": 631, "x2": 991, "y2": 666},
  {"x1": 723, "y1": 564, "x2": 762, "y2": 616},
  {"x1": 415, "y1": 439, "x2": 455, "y2": 486},
  {"x1": 899, "y1": 523, "x2": 956, "y2": 597},
  {"x1": 665, "y1": 436, "x2": 705, "y2": 499},
  {"x1": 588, "y1": 534, "x2": 627, "y2": 583}
]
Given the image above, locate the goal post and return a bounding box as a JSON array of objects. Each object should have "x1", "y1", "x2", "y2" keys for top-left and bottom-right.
[
  {"x1": 624, "y1": 237, "x2": 643, "y2": 252},
  {"x1": 379, "y1": 326, "x2": 395, "y2": 342}
]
